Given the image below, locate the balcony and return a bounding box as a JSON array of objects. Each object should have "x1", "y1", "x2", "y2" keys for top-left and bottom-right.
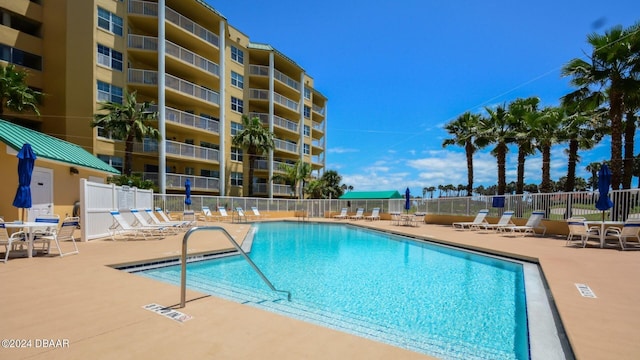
[
  {"x1": 312, "y1": 139, "x2": 324, "y2": 150},
  {"x1": 249, "y1": 88, "x2": 299, "y2": 112},
  {"x1": 312, "y1": 104, "x2": 325, "y2": 116},
  {"x1": 250, "y1": 112, "x2": 298, "y2": 133},
  {"x1": 274, "y1": 139, "x2": 297, "y2": 154},
  {"x1": 128, "y1": 1, "x2": 219, "y2": 48},
  {"x1": 143, "y1": 172, "x2": 219, "y2": 192},
  {"x1": 249, "y1": 65, "x2": 269, "y2": 76},
  {"x1": 312, "y1": 155, "x2": 324, "y2": 166},
  {"x1": 253, "y1": 183, "x2": 292, "y2": 196},
  {"x1": 274, "y1": 68, "x2": 300, "y2": 91},
  {"x1": 133, "y1": 140, "x2": 219, "y2": 163},
  {"x1": 254, "y1": 159, "x2": 294, "y2": 172},
  {"x1": 166, "y1": 107, "x2": 219, "y2": 133},
  {"x1": 128, "y1": 69, "x2": 220, "y2": 106},
  {"x1": 312, "y1": 121, "x2": 324, "y2": 132}
]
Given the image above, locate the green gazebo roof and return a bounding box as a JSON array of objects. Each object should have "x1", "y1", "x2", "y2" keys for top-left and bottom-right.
[{"x1": 339, "y1": 190, "x2": 403, "y2": 199}]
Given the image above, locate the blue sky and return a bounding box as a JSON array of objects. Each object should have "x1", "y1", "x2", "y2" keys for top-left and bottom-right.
[{"x1": 208, "y1": 0, "x2": 640, "y2": 197}]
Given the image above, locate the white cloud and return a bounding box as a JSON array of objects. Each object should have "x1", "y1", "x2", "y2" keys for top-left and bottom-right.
[{"x1": 327, "y1": 147, "x2": 359, "y2": 154}]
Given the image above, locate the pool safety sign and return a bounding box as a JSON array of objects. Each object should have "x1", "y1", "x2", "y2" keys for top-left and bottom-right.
[
  {"x1": 575, "y1": 283, "x2": 597, "y2": 298},
  {"x1": 143, "y1": 303, "x2": 193, "y2": 323}
]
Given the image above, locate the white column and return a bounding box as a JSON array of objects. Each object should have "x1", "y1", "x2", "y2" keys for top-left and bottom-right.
[
  {"x1": 268, "y1": 52, "x2": 275, "y2": 198},
  {"x1": 158, "y1": 0, "x2": 166, "y2": 194},
  {"x1": 299, "y1": 72, "x2": 305, "y2": 199},
  {"x1": 218, "y1": 20, "x2": 226, "y2": 196},
  {"x1": 322, "y1": 103, "x2": 327, "y2": 176}
]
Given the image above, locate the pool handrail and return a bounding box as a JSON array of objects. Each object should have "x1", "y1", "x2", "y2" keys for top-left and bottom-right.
[{"x1": 180, "y1": 226, "x2": 291, "y2": 308}]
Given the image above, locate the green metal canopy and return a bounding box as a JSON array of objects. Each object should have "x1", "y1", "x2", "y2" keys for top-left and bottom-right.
[
  {"x1": 0, "y1": 119, "x2": 120, "y2": 174},
  {"x1": 339, "y1": 190, "x2": 403, "y2": 199}
]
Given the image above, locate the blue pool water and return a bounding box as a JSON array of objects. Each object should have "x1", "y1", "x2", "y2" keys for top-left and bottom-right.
[{"x1": 138, "y1": 222, "x2": 529, "y2": 359}]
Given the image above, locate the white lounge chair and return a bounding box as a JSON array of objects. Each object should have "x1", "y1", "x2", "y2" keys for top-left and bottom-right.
[
  {"x1": 502, "y1": 211, "x2": 547, "y2": 236},
  {"x1": 474, "y1": 211, "x2": 515, "y2": 231},
  {"x1": 452, "y1": 209, "x2": 489, "y2": 230},
  {"x1": 40, "y1": 217, "x2": 79, "y2": 257},
  {"x1": 198, "y1": 206, "x2": 215, "y2": 222},
  {"x1": 182, "y1": 210, "x2": 197, "y2": 228},
  {"x1": 365, "y1": 208, "x2": 381, "y2": 221},
  {"x1": 145, "y1": 209, "x2": 188, "y2": 229},
  {"x1": 132, "y1": 209, "x2": 182, "y2": 234},
  {"x1": 565, "y1": 218, "x2": 600, "y2": 247},
  {"x1": 217, "y1": 206, "x2": 231, "y2": 222},
  {"x1": 349, "y1": 208, "x2": 364, "y2": 220},
  {"x1": 108, "y1": 210, "x2": 166, "y2": 240},
  {"x1": 235, "y1": 207, "x2": 249, "y2": 223},
  {"x1": 333, "y1": 208, "x2": 348, "y2": 220},
  {"x1": 251, "y1": 206, "x2": 265, "y2": 220},
  {"x1": 603, "y1": 219, "x2": 640, "y2": 250}
]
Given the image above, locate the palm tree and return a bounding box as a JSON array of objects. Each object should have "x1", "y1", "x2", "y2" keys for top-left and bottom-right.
[
  {"x1": 532, "y1": 107, "x2": 564, "y2": 193},
  {"x1": 272, "y1": 160, "x2": 311, "y2": 199},
  {"x1": 0, "y1": 63, "x2": 42, "y2": 116},
  {"x1": 509, "y1": 97, "x2": 540, "y2": 194},
  {"x1": 442, "y1": 112, "x2": 482, "y2": 196},
  {"x1": 91, "y1": 90, "x2": 159, "y2": 176},
  {"x1": 321, "y1": 170, "x2": 344, "y2": 199},
  {"x1": 562, "y1": 22, "x2": 640, "y2": 190},
  {"x1": 585, "y1": 162, "x2": 602, "y2": 190},
  {"x1": 232, "y1": 115, "x2": 275, "y2": 197},
  {"x1": 478, "y1": 104, "x2": 513, "y2": 195}
]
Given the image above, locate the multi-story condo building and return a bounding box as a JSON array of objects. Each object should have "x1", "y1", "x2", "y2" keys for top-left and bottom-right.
[{"x1": 0, "y1": 0, "x2": 327, "y2": 198}]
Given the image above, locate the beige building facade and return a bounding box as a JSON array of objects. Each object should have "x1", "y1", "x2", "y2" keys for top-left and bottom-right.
[{"x1": 0, "y1": 0, "x2": 327, "y2": 198}]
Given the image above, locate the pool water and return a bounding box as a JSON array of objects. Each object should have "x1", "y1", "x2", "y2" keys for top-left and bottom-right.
[{"x1": 138, "y1": 222, "x2": 529, "y2": 360}]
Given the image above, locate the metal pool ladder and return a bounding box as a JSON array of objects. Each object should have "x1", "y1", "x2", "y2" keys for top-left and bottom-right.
[{"x1": 179, "y1": 226, "x2": 291, "y2": 308}]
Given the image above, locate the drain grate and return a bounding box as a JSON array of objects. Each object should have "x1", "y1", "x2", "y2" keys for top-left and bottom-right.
[
  {"x1": 143, "y1": 303, "x2": 193, "y2": 323},
  {"x1": 575, "y1": 283, "x2": 597, "y2": 298}
]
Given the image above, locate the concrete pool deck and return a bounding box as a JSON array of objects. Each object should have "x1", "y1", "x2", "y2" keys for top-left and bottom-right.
[{"x1": 1, "y1": 218, "x2": 639, "y2": 359}]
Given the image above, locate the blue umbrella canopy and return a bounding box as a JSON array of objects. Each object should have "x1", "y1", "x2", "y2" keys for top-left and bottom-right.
[
  {"x1": 404, "y1": 187, "x2": 411, "y2": 213},
  {"x1": 12, "y1": 143, "x2": 37, "y2": 210},
  {"x1": 184, "y1": 178, "x2": 192, "y2": 206},
  {"x1": 595, "y1": 164, "x2": 613, "y2": 219}
]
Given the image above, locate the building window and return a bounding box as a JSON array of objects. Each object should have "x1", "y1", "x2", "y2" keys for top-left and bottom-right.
[
  {"x1": 97, "y1": 44, "x2": 123, "y2": 71},
  {"x1": 0, "y1": 44, "x2": 42, "y2": 70},
  {"x1": 231, "y1": 147, "x2": 243, "y2": 162},
  {"x1": 97, "y1": 81, "x2": 123, "y2": 104},
  {"x1": 230, "y1": 71, "x2": 244, "y2": 89},
  {"x1": 303, "y1": 144, "x2": 310, "y2": 155},
  {"x1": 304, "y1": 105, "x2": 311, "y2": 119},
  {"x1": 231, "y1": 121, "x2": 243, "y2": 136},
  {"x1": 304, "y1": 87, "x2": 311, "y2": 100},
  {"x1": 231, "y1": 172, "x2": 243, "y2": 186},
  {"x1": 97, "y1": 7, "x2": 123, "y2": 36},
  {"x1": 200, "y1": 169, "x2": 219, "y2": 178},
  {"x1": 304, "y1": 125, "x2": 310, "y2": 137},
  {"x1": 231, "y1": 97, "x2": 244, "y2": 113},
  {"x1": 97, "y1": 154, "x2": 123, "y2": 173},
  {"x1": 230, "y1": 46, "x2": 244, "y2": 64}
]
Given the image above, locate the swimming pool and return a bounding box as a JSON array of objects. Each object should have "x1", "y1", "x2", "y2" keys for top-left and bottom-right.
[{"x1": 135, "y1": 222, "x2": 560, "y2": 359}]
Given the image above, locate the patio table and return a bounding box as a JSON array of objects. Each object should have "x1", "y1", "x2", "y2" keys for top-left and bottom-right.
[
  {"x1": 4, "y1": 221, "x2": 47, "y2": 258},
  {"x1": 585, "y1": 220, "x2": 624, "y2": 248}
]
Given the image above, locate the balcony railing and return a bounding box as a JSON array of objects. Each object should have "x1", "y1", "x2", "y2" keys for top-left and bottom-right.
[
  {"x1": 147, "y1": 104, "x2": 219, "y2": 133},
  {"x1": 274, "y1": 68, "x2": 300, "y2": 91},
  {"x1": 274, "y1": 139, "x2": 297, "y2": 153},
  {"x1": 133, "y1": 140, "x2": 219, "y2": 162},
  {"x1": 255, "y1": 159, "x2": 294, "y2": 172},
  {"x1": 143, "y1": 172, "x2": 219, "y2": 192},
  {"x1": 128, "y1": 69, "x2": 220, "y2": 106},
  {"x1": 249, "y1": 89, "x2": 299, "y2": 112},
  {"x1": 253, "y1": 183, "x2": 292, "y2": 196},
  {"x1": 312, "y1": 139, "x2": 324, "y2": 150},
  {"x1": 249, "y1": 65, "x2": 269, "y2": 76},
  {"x1": 312, "y1": 121, "x2": 324, "y2": 131},
  {"x1": 250, "y1": 112, "x2": 298, "y2": 133},
  {"x1": 312, "y1": 155, "x2": 324, "y2": 165},
  {"x1": 166, "y1": 40, "x2": 219, "y2": 76},
  {"x1": 249, "y1": 88, "x2": 269, "y2": 100},
  {"x1": 128, "y1": 34, "x2": 158, "y2": 51},
  {"x1": 128, "y1": 1, "x2": 219, "y2": 47},
  {"x1": 312, "y1": 104, "x2": 325, "y2": 115}
]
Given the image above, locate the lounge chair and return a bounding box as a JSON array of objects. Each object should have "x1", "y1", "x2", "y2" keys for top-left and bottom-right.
[
  {"x1": 365, "y1": 208, "x2": 381, "y2": 221},
  {"x1": 603, "y1": 219, "x2": 640, "y2": 250},
  {"x1": 333, "y1": 208, "x2": 348, "y2": 220},
  {"x1": 349, "y1": 208, "x2": 364, "y2": 220},
  {"x1": 452, "y1": 209, "x2": 489, "y2": 230},
  {"x1": 40, "y1": 217, "x2": 80, "y2": 257},
  {"x1": 501, "y1": 211, "x2": 547, "y2": 236},
  {"x1": 108, "y1": 210, "x2": 166, "y2": 240},
  {"x1": 251, "y1": 206, "x2": 265, "y2": 219},
  {"x1": 565, "y1": 218, "x2": 600, "y2": 247},
  {"x1": 474, "y1": 211, "x2": 515, "y2": 231},
  {"x1": 217, "y1": 206, "x2": 231, "y2": 222},
  {"x1": 234, "y1": 207, "x2": 249, "y2": 223},
  {"x1": 182, "y1": 210, "x2": 197, "y2": 228},
  {"x1": 145, "y1": 209, "x2": 188, "y2": 229},
  {"x1": 0, "y1": 221, "x2": 28, "y2": 263},
  {"x1": 198, "y1": 206, "x2": 215, "y2": 222}
]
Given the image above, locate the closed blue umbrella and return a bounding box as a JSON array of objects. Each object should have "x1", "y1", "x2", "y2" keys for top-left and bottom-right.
[
  {"x1": 12, "y1": 143, "x2": 37, "y2": 221},
  {"x1": 595, "y1": 164, "x2": 613, "y2": 221},
  {"x1": 184, "y1": 178, "x2": 192, "y2": 207},
  {"x1": 405, "y1": 187, "x2": 411, "y2": 214}
]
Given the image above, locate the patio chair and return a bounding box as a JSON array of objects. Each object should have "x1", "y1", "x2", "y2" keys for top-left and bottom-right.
[
  {"x1": 198, "y1": 206, "x2": 215, "y2": 222},
  {"x1": 132, "y1": 209, "x2": 181, "y2": 234},
  {"x1": 0, "y1": 220, "x2": 28, "y2": 263},
  {"x1": 474, "y1": 211, "x2": 515, "y2": 231},
  {"x1": 40, "y1": 217, "x2": 79, "y2": 257},
  {"x1": 333, "y1": 208, "x2": 348, "y2": 220},
  {"x1": 145, "y1": 209, "x2": 188, "y2": 229},
  {"x1": 365, "y1": 208, "x2": 381, "y2": 221},
  {"x1": 217, "y1": 206, "x2": 231, "y2": 222},
  {"x1": 235, "y1": 207, "x2": 249, "y2": 223},
  {"x1": 390, "y1": 212, "x2": 402, "y2": 226},
  {"x1": 251, "y1": 206, "x2": 266, "y2": 220},
  {"x1": 565, "y1": 218, "x2": 601, "y2": 247},
  {"x1": 182, "y1": 210, "x2": 197, "y2": 228},
  {"x1": 108, "y1": 210, "x2": 166, "y2": 241},
  {"x1": 452, "y1": 209, "x2": 489, "y2": 230},
  {"x1": 603, "y1": 218, "x2": 640, "y2": 250},
  {"x1": 349, "y1": 208, "x2": 365, "y2": 220},
  {"x1": 502, "y1": 211, "x2": 547, "y2": 236}
]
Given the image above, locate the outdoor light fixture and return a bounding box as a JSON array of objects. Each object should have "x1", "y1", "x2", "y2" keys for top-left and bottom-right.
[{"x1": 70, "y1": 167, "x2": 79, "y2": 175}]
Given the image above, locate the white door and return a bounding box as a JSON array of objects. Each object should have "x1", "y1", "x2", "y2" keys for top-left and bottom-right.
[{"x1": 28, "y1": 167, "x2": 54, "y2": 221}]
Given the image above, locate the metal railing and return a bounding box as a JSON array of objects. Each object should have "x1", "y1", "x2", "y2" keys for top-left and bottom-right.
[{"x1": 180, "y1": 226, "x2": 290, "y2": 308}]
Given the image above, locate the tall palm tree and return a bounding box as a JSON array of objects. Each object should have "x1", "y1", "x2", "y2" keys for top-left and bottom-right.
[
  {"x1": 562, "y1": 22, "x2": 640, "y2": 189},
  {"x1": 91, "y1": 90, "x2": 159, "y2": 176},
  {"x1": 585, "y1": 162, "x2": 602, "y2": 190},
  {"x1": 533, "y1": 107, "x2": 564, "y2": 193},
  {"x1": 442, "y1": 112, "x2": 482, "y2": 196},
  {"x1": 509, "y1": 97, "x2": 540, "y2": 194},
  {"x1": 478, "y1": 104, "x2": 513, "y2": 195},
  {"x1": 622, "y1": 88, "x2": 640, "y2": 189},
  {"x1": 272, "y1": 160, "x2": 311, "y2": 199},
  {"x1": 232, "y1": 115, "x2": 275, "y2": 197},
  {"x1": 0, "y1": 64, "x2": 42, "y2": 116},
  {"x1": 321, "y1": 170, "x2": 344, "y2": 199}
]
